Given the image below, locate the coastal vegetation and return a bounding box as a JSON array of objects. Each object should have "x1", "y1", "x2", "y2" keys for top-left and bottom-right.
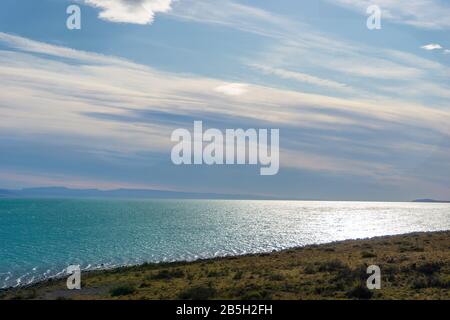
[{"x1": 1, "y1": 231, "x2": 449, "y2": 300}]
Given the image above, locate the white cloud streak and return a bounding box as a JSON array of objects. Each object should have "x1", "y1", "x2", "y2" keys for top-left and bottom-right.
[
  {"x1": 0, "y1": 33, "x2": 449, "y2": 188},
  {"x1": 329, "y1": 0, "x2": 450, "y2": 29},
  {"x1": 165, "y1": 0, "x2": 450, "y2": 101},
  {"x1": 249, "y1": 64, "x2": 352, "y2": 92}
]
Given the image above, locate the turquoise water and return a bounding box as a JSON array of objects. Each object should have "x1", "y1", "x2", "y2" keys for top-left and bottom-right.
[{"x1": 0, "y1": 198, "x2": 449, "y2": 288}]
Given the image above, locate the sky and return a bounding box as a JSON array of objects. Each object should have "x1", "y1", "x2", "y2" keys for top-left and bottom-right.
[{"x1": 0, "y1": 0, "x2": 449, "y2": 201}]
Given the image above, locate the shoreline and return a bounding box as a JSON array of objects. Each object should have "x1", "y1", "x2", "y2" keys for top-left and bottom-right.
[
  {"x1": 1, "y1": 229, "x2": 442, "y2": 290},
  {"x1": 1, "y1": 230, "x2": 449, "y2": 300},
  {"x1": 2, "y1": 229, "x2": 448, "y2": 290}
]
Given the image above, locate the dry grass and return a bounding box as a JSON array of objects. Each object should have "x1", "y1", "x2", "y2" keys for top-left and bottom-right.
[{"x1": 1, "y1": 231, "x2": 449, "y2": 300}]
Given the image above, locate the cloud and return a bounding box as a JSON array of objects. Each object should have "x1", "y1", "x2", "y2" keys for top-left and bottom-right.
[
  {"x1": 0, "y1": 32, "x2": 135, "y2": 66},
  {"x1": 1, "y1": 32, "x2": 449, "y2": 137},
  {"x1": 255, "y1": 41, "x2": 429, "y2": 86},
  {"x1": 249, "y1": 64, "x2": 351, "y2": 92},
  {"x1": 1, "y1": 33, "x2": 449, "y2": 194},
  {"x1": 84, "y1": 0, "x2": 172, "y2": 24},
  {"x1": 168, "y1": 0, "x2": 292, "y2": 36},
  {"x1": 169, "y1": 0, "x2": 352, "y2": 53},
  {"x1": 421, "y1": 43, "x2": 443, "y2": 51},
  {"x1": 167, "y1": 1, "x2": 448, "y2": 86},
  {"x1": 214, "y1": 83, "x2": 249, "y2": 96},
  {"x1": 328, "y1": 0, "x2": 450, "y2": 29}
]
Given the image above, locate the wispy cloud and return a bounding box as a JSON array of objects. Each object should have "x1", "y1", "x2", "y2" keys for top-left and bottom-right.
[
  {"x1": 249, "y1": 64, "x2": 352, "y2": 92},
  {"x1": 169, "y1": 0, "x2": 354, "y2": 53},
  {"x1": 168, "y1": 0, "x2": 294, "y2": 37},
  {"x1": 1, "y1": 32, "x2": 449, "y2": 136},
  {"x1": 84, "y1": 0, "x2": 172, "y2": 24},
  {"x1": 167, "y1": 1, "x2": 448, "y2": 98},
  {"x1": 0, "y1": 32, "x2": 134, "y2": 66},
  {"x1": 1, "y1": 33, "x2": 449, "y2": 195},
  {"x1": 328, "y1": 0, "x2": 450, "y2": 29}
]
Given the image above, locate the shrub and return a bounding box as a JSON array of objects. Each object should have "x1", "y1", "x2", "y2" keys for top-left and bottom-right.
[
  {"x1": 139, "y1": 282, "x2": 150, "y2": 288},
  {"x1": 241, "y1": 290, "x2": 272, "y2": 300},
  {"x1": 149, "y1": 269, "x2": 185, "y2": 280},
  {"x1": 110, "y1": 284, "x2": 136, "y2": 297},
  {"x1": 334, "y1": 266, "x2": 356, "y2": 282},
  {"x1": 399, "y1": 245, "x2": 424, "y2": 253},
  {"x1": 318, "y1": 260, "x2": 348, "y2": 272},
  {"x1": 352, "y1": 264, "x2": 369, "y2": 281},
  {"x1": 332, "y1": 264, "x2": 366, "y2": 288},
  {"x1": 411, "y1": 276, "x2": 450, "y2": 289},
  {"x1": 429, "y1": 277, "x2": 450, "y2": 289},
  {"x1": 416, "y1": 262, "x2": 442, "y2": 275},
  {"x1": 411, "y1": 277, "x2": 428, "y2": 289},
  {"x1": 267, "y1": 273, "x2": 285, "y2": 281},
  {"x1": 178, "y1": 285, "x2": 217, "y2": 300},
  {"x1": 303, "y1": 264, "x2": 317, "y2": 274},
  {"x1": 207, "y1": 270, "x2": 225, "y2": 277},
  {"x1": 314, "y1": 285, "x2": 337, "y2": 296},
  {"x1": 11, "y1": 290, "x2": 37, "y2": 300},
  {"x1": 233, "y1": 271, "x2": 244, "y2": 280},
  {"x1": 361, "y1": 251, "x2": 377, "y2": 258},
  {"x1": 346, "y1": 284, "x2": 373, "y2": 300},
  {"x1": 382, "y1": 265, "x2": 398, "y2": 282}
]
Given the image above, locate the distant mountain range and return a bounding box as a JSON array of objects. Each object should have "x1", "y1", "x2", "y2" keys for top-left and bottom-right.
[
  {"x1": 0, "y1": 187, "x2": 449, "y2": 202},
  {"x1": 412, "y1": 199, "x2": 450, "y2": 203},
  {"x1": 0, "y1": 187, "x2": 276, "y2": 200}
]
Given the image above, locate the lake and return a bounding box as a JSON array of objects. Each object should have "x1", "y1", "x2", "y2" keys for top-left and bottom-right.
[{"x1": 1, "y1": 198, "x2": 449, "y2": 288}]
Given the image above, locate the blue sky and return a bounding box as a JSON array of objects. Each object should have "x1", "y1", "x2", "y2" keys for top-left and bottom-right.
[{"x1": 0, "y1": 0, "x2": 449, "y2": 200}]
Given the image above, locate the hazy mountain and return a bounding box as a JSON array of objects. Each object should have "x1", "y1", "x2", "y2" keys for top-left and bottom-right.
[
  {"x1": 413, "y1": 199, "x2": 450, "y2": 203},
  {"x1": 0, "y1": 189, "x2": 16, "y2": 197},
  {"x1": 3, "y1": 188, "x2": 447, "y2": 202},
  {"x1": 0, "y1": 187, "x2": 276, "y2": 200}
]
